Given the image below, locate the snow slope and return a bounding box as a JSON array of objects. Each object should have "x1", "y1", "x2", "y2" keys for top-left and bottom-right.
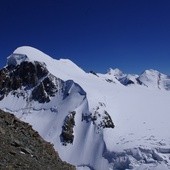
[
  {"x1": 1, "y1": 46, "x2": 170, "y2": 170},
  {"x1": 138, "y1": 69, "x2": 170, "y2": 90}
]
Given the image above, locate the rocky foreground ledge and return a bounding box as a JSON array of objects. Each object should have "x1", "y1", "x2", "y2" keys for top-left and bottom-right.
[{"x1": 0, "y1": 109, "x2": 75, "y2": 170}]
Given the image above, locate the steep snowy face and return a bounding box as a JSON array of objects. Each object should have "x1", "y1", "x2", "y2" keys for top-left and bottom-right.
[
  {"x1": 137, "y1": 69, "x2": 162, "y2": 88},
  {"x1": 138, "y1": 69, "x2": 170, "y2": 90}
]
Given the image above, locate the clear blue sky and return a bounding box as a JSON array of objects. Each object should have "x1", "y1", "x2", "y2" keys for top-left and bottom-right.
[{"x1": 0, "y1": 0, "x2": 170, "y2": 74}]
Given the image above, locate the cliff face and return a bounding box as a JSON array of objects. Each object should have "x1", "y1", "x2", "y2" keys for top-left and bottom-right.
[
  {"x1": 0, "y1": 109, "x2": 75, "y2": 170},
  {"x1": 0, "y1": 61, "x2": 62, "y2": 103}
]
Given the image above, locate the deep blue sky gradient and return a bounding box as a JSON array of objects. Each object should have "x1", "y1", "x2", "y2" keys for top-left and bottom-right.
[{"x1": 0, "y1": 0, "x2": 170, "y2": 74}]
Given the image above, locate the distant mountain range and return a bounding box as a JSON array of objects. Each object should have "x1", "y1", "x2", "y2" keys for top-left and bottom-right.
[{"x1": 0, "y1": 46, "x2": 170, "y2": 170}]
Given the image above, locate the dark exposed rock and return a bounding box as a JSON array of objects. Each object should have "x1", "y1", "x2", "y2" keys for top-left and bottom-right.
[
  {"x1": 89, "y1": 71, "x2": 99, "y2": 77},
  {"x1": 105, "y1": 79, "x2": 114, "y2": 83},
  {"x1": 34, "y1": 61, "x2": 48, "y2": 79},
  {"x1": 32, "y1": 82, "x2": 50, "y2": 103},
  {"x1": 60, "y1": 111, "x2": 76, "y2": 145},
  {"x1": 136, "y1": 78, "x2": 143, "y2": 85},
  {"x1": 11, "y1": 139, "x2": 22, "y2": 147},
  {"x1": 101, "y1": 111, "x2": 115, "y2": 128},
  {"x1": 119, "y1": 77, "x2": 135, "y2": 85},
  {"x1": 0, "y1": 109, "x2": 75, "y2": 170},
  {"x1": 82, "y1": 111, "x2": 114, "y2": 130},
  {"x1": 0, "y1": 61, "x2": 62, "y2": 103}
]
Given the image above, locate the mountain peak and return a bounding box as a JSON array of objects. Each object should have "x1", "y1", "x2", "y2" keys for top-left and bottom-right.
[
  {"x1": 7, "y1": 46, "x2": 53, "y2": 66},
  {"x1": 13, "y1": 46, "x2": 75, "y2": 66},
  {"x1": 14, "y1": 46, "x2": 46, "y2": 55},
  {"x1": 143, "y1": 69, "x2": 161, "y2": 75},
  {"x1": 107, "y1": 68, "x2": 124, "y2": 77},
  {"x1": 6, "y1": 46, "x2": 85, "y2": 83}
]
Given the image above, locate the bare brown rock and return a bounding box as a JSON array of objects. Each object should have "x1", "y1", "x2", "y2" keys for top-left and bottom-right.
[{"x1": 0, "y1": 109, "x2": 75, "y2": 170}]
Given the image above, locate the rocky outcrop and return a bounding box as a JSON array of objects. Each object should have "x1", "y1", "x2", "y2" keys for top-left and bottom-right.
[
  {"x1": 82, "y1": 102, "x2": 115, "y2": 133},
  {"x1": 60, "y1": 111, "x2": 76, "y2": 145},
  {"x1": 0, "y1": 61, "x2": 63, "y2": 103},
  {"x1": 0, "y1": 109, "x2": 75, "y2": 169}
]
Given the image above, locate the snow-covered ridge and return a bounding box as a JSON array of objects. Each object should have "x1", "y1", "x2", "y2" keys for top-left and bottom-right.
[
  {"x1": 13, "y1": 46, "x2": 55, "y2": 63},
  {"x1": 7, "y1": 46, "x2": 170, "y2": 91},
  {"x1": 12, "y1": 46, "x2": 81, "y2": 70},
  {"x1": 98, "y1": 67, "x2": 170, "y2": 90},
  {"x1": 1, "y1": 46, "x2": 170, "y2": 170},
  {"x1": 7, "y1": 46, "x2": 86, "y2": 82},
  {"x1": 137, "y1": 69, "x2": 170, "y2": 90}
]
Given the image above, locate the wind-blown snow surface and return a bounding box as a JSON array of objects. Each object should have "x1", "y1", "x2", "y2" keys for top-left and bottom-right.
[{"x1": 1, "y1": 46, "x2": 170, "y2": 170}]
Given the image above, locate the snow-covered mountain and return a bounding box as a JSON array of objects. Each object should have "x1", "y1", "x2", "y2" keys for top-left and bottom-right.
[
  {"x1": 99, "y1": 67, "x2": 170, "y2": 90},
  {"x1": 0, "y1": 46, "x2": 170, "y2": 170},
  {"x1": 137, "y1": 69, "x2": 170, "y2": 90}
]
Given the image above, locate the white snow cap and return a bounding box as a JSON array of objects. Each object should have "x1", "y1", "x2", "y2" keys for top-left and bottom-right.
[
  {"x1": 7, "y1": 46, "x2": 54, "y2": 66},
  {"x1": 14, "y1": 46, "x2": 55, "y2": 60},
  {"x1": 12, "y1": 46, "x2": 75, "y2": 65},
  {"x1": 7, "y1": 46, "x2": 78, "y2": 68},
  {"x1": 7, "y1": 46, "x2": 86, "y2": 82},
  {"x1": 107, "y1": 68, "x2": 124, "y2": 77},
  {"x1": 142, "y1": 69, "x2": 161, "y2": 75}
]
